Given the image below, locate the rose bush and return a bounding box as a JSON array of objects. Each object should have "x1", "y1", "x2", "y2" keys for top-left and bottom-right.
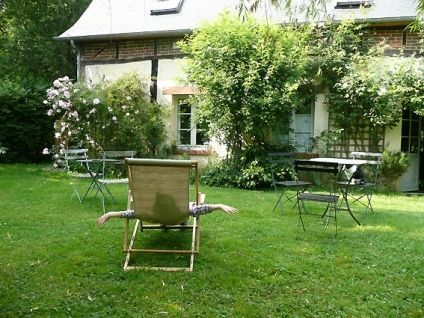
[{"x1": 44, "y1": 73, "x2": 166, "y2": 166}]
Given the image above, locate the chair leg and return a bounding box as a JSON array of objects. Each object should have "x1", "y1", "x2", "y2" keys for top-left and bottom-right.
[
  {"x1": 365, "y1": 192, "x2": 374, "y2": 213},
  {"x1": 123, "y1": 219, "x2": 140, "y2": 271},
  {"x1": 272, "y1": 190, "x2": 286, "y2": 213},
  {"x1": 71, "y1": 186, "x2": 82, "y2": 203},
  {"x1": 189, "y1": 217, "x2": 199, "y2": 272},
  {"x1": 297, "y1": 199, "x2": 306, "y2": 231},
  {"x1": 345, "y1": 187, "x2": 374, "y2": 215},
  {"x1": 333, "y1": 202, "x2": 338, "y2": 237}
]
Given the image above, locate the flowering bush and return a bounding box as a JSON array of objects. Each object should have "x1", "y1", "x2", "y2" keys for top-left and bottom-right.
[{"x1": 44, "y1": 73, "x2": 165, "y2": 166}]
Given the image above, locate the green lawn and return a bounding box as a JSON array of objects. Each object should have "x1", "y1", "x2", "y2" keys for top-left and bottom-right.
[{"x1": 0, "y1": 164, "x2": 423, "y2": 317}]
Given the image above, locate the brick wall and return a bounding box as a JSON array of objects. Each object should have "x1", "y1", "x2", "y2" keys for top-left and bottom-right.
[
  {"x1": 83, "y1": 43, "x2": 117, "y2": 60},
  {"x1": 157, "y1": 39, "x2": 182, "y2": 56},
  {"x1": 365, "y1": 28, "x2": 420, "y2": 52},
  {"x1": 80, "y1": 26, "x2": 420, "y2": 64},
  {"x1": 119, "y1": 40, "x2": 155, "y2": 59},
  {"x1": 81, "y1": 38, "x2": 183, "y2": 62}
]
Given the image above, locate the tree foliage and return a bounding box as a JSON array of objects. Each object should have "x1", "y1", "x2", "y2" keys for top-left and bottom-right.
[
  {"x1": 307, "y1": 20, "x2": 370, "y2": 88},
  {"x1": 0, "y1": 77, "x2": 53, "y2": 163},
  {"x1": 0, "y1": 0, "x2": 91, "y2": 162},
  {"x1": 180, "y1": 13, "x2": 310, "y2": 161},
  {"x1": 0, "y1": 0, "x2": 91, "y2": 81},
  {"x1": 238, "y1": 0, "x2": 329, "y2": 22},
  {"x1": 329, "y1": 55, "x2": 424, "y2": 130}
]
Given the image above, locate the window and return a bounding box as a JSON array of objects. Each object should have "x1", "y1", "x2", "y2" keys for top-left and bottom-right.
[
  {"x1": 334, "y1": 1, "x2": 371, "y2": 9},
  {"x1": 401, "y1": 109, "x2": 420, "y2": 154},
  {"x1": 292, "y1": 102, "x2": 314, "y2": 152},
  {"x1": 177, "y1": 98, "x2": 207, "y2": 146},
  {"x1": 151, "y1": 0, "x2": 184, "y2": 15}
]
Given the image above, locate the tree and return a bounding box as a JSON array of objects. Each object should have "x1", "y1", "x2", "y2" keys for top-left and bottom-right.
[
  {"x1": 238, "y1": 0, "x2": 329, "y2": 21},
  {"x1": 44, "y1": 73, "x2": 166, "y2": 163},
  {"x1": 180, "y1": 13, "x2": 310, "y2": 161},
  {"x1": 0, "y1": 0, "x2": 91, "y2": 162},
  {"x1": 0, "y1": 0, "x2": 91, "y2": 81}
]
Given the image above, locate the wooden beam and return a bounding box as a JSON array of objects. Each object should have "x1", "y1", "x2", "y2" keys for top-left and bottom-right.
[{"x1": 162, "y1": 86, "x2": 197, "y2": 95}]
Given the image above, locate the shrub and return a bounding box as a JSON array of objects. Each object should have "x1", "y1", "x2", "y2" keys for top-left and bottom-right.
[
  {"x1": 201, "y1": 146, "x2": 296, "y2": 189},
  {"x1": 44, "y1": 73, "x2": 166, "y2": 165},
  {"x1": 0, "y1": 78, "x2": 53, "y2": 163},
  {"x1": 379, "y1": 149, "x2": 410, "y2": 190}
]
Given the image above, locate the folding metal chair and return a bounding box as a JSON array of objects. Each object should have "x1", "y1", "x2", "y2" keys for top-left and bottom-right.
[
  {"x1": 268, "y1": 152, "x2": 311, "y2": 214},
  {"x1": 337, "y1": 152, "x2": 382, "y2": 214},
  {"x1": 97, "y1": 150, "x2": 136, "y2": 212},
  {"x1": 294, "y1": 160, "x2": 340, "y2": 236},
  {"x1": 62, "y1": 148, "x2": 91, "y2": 203}
]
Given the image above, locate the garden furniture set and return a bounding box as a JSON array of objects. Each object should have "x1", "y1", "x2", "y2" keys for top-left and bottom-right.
[
  {"x1": 63, "y1": 149, "x2": 381, "y2": 269},
  {"x1": 270, "y1": 152, "x2": 382, "y2": 235},
  {"x1": 63, "y1": 149, "x2": 136, "y2": 212}
]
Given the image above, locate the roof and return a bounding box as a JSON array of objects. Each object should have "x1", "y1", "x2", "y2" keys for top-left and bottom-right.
[{"x1": 57, "y1": 0, "x2": 418, "y2": 42}]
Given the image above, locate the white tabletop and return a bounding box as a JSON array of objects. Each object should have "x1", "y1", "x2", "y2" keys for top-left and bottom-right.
[{"x1": 310, "y1": 157, "x2": 380, "y2": 165}]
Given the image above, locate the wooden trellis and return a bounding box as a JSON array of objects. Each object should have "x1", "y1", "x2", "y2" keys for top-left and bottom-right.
[{"x1": 329, "y1": 119, "x2": 384, "y2": 157}]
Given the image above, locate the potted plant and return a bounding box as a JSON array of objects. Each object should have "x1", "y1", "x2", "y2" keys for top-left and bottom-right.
[{"x1": 379, "y1": 149, "x2": 410, "y2": 191}]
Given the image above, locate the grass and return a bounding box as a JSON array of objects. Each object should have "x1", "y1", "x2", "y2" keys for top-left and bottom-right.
[{"x1": 0, "y1": 164, "x2": 423, "y2": 317}]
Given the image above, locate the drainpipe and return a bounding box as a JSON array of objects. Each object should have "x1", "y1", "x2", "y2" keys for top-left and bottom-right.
[{"x1": 70, "y1": 40, "x2": 81, "y2": 81}]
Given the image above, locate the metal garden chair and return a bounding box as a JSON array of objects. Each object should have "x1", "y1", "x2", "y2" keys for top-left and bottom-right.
[
  {"x1": 268, "y1": 152, "x2": 311, "y2": 214},
  {"x1": 97, "y1": 150, "x2": 136, "y2": 212},
  {"x1": 62, "y1": 148, "x2": 91, "y2": 203},
  {"x1": 337, "y1": 151, "x2": 382, "y2": 214},
  {"x1": 295, "y1": 160, "x2": 340, "y2": 236}
]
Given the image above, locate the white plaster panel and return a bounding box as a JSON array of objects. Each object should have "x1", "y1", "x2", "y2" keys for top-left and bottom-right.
[
  {"x1": 384, "y1": 122, "x2": 402, "y2": 151},
  {"x1": 84, "y1": 61, "x2": 152, "y2": 91},
  {"x1": 313, "y1": 93, "x2": 329, "y2": 137},
  {"x1": 157, "y1": 58, "x2": 189, "y2": 144},
  {"x1": 157, "y1": 58, "x2": 188, "y2": 104}
]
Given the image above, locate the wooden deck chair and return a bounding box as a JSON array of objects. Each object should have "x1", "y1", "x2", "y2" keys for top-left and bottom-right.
[{"x1": 123, "y1": 158, "x2": 201, "y2": 272}]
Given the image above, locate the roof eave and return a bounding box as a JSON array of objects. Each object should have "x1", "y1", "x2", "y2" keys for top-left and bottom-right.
[
  {"x1": 348, "y1": 15, "x2": 416, "y2": 24},
  {"x1": 55, "y1": 15, "x2": 417, "y2": 42},
  {"x1": 55, "y1": 29, "x2": 193, "y2": 42}
]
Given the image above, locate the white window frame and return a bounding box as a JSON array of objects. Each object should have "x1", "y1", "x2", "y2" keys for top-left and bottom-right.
[
  {"x1": 291, "y1": 101, "x2": 314, "y2": 152},
  {"x1": 176, "y1": 97, "x2": 207, "y2": 147}
]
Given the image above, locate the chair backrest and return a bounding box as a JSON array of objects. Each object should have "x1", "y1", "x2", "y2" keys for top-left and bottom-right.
[
  {"x1": 268, "y1": 152, "x2": 294, "y2": 165},
  {"x1": 350, "y1": 152, "x2": 382, "y2": 164},
  {"x1": 294, "y1": 160, "x2": 339, "y2": 175},
  {"x1": 126, "y1": 158, "x2": 199, "y2": 225},
  {"x1": 350, "y1": 151, "x2": 382, "y2": 183},
  {"x1": 102, "y1": 150, "x2": 136, "y2": 160},
  {"x1": 102, "y1": 150, "x2": 136, "y2": 178},
  {"x1": 294, "y1": 159, "x2": 339, "y2": 193},
  {"x1": 268, "y1": 152, "x2": 294, "y2": 186},
  {"x1": 62, "y1": 148, "x2": 89, "y2": 172}
]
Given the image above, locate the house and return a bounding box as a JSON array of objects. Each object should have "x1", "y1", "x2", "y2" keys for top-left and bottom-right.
[{"x1": 57, "y1": 0, "x2": 422, "y2": 191}]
